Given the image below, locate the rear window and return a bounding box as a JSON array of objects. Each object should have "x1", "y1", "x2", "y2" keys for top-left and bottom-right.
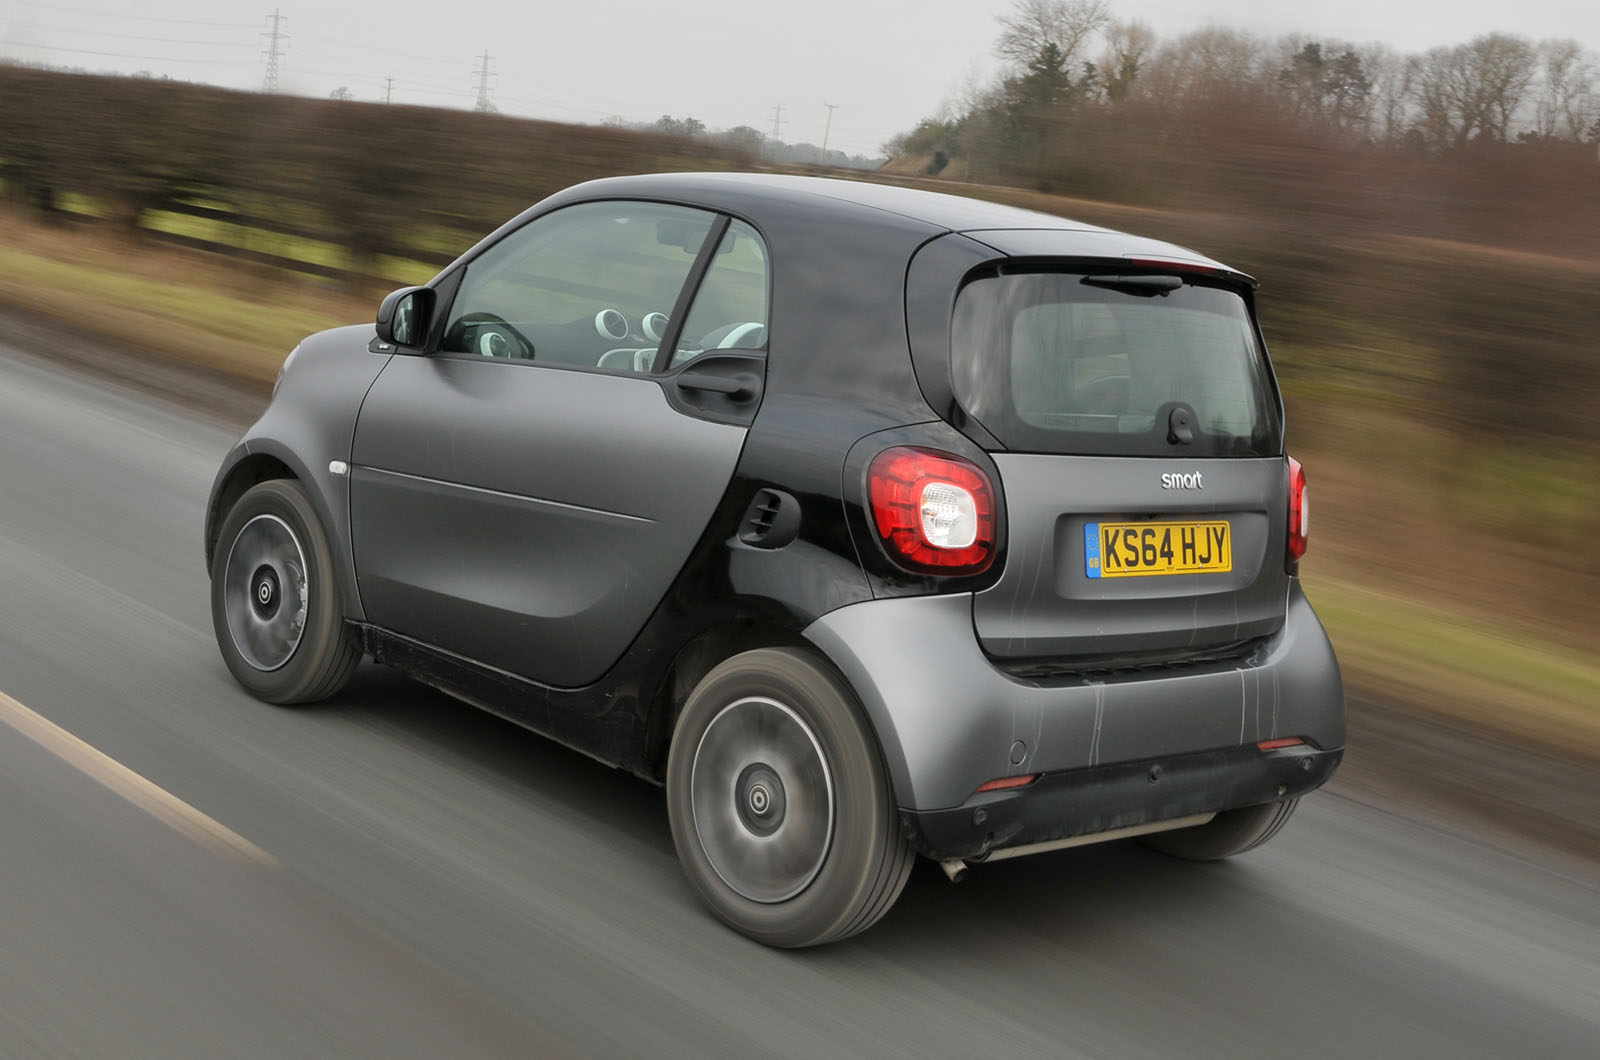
[{"x1": 950, "y1": 271, "x2": 1282, "y2": 457}]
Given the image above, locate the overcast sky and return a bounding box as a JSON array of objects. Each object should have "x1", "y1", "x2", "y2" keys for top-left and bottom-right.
[{"x1": 2, "y1": 1, "x2": 1596, "y2": 156}]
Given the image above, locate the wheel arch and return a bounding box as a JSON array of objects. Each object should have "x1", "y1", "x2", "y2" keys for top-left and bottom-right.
[
  {"x1": 204, "y1": 437, "x2": 364, "y2": 623},
  {"x1": 205, "y1": 453, "x2": 297, "y2": 570},
  {"x1": 643, "y1": 618, "x2": 814, "y2": 781}
]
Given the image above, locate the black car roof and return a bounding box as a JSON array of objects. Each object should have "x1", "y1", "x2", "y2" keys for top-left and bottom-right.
[
  {"x1": 549, "y1": 172, "x2": 1239, "y2": 276},
  {"x1": 561, "y1": 171, "x2": 1101, "y2": 234}
]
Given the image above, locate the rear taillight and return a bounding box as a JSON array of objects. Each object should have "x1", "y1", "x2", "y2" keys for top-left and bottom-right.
[
  {"x1": 1287, "y1": 455, "x2": 1309, "y2": 570},
  {"x1": 868, "y1": 447, "x2": 996, "y2": 576}
]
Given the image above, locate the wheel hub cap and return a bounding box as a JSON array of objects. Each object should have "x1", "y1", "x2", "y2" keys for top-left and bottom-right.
[
  {"x1": 222, "y1": 514, "x2": 308, "y2": 672},
  {"x1": 251, "y1": 565, "x2": 282, "y2": 619},
  {"x1": 690, "y1": 697, "x2": 834, "y2": 904},
  {"x1": 734, "y1": 763, "x2": 787, "y2": 838}
]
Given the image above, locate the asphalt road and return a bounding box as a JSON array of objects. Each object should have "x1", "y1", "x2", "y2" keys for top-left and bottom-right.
[{"x1": 1, "y1": 342, "x2": 1596, "y2": 1059}]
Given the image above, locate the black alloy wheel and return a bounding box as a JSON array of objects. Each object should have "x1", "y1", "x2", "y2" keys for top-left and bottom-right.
[{"x1": 211, "y1": 479, "x2": 360, "y2": 704}]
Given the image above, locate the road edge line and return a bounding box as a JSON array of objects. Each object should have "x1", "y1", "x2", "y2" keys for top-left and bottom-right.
[{"x1": 0, "y1": 689, "x2": 278, "y2": 868}]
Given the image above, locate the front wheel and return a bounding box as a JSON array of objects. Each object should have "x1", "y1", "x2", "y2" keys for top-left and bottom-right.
[
  {"x1": 210, "y1": 479, "x2": 360, "y2": 704},
  {"x1": 1140, "y1": 798, "x2": 1299, "y2": 861},
  {"x1": 666, "y1": 648, "x2": 913, "y2": 947}
]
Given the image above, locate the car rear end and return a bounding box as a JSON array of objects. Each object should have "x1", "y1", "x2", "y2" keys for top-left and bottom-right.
[{"x1": 802, "y1": 228, "x2": 1342, "y2": 866}]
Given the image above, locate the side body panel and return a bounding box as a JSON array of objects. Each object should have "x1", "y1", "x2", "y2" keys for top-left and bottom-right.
[
  {"x1": 349, "y1": 356, "x2": 746, "y2": 688},
  {"x1": 340, "y1": 185, "x2": 956, "y2": 778},
  {"x1": 204, "y1": 325, "x2": 391, "y2": 621}
]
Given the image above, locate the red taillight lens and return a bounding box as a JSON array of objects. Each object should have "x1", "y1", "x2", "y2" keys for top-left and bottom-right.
[
  {"x1": 1287, "y1": 456, "x2": 1309, "y2": 567},
  {"x1": 868, "y1": 447, "x2": 996, "y2": 575}
]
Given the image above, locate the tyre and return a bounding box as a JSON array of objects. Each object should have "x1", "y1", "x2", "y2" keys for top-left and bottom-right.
[
  {"x1": 1140, "y1": 798, "x2": 1299, "y2": 861},
  {"x1": 210, "y1": 478, "x2": 360, "y2": 704},
  {"x1": 666, "y1": 647, "x2": 914, "y2": 947}
]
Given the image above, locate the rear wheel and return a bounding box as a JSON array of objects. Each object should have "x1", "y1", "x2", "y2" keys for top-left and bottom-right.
[
  {"x1": 1140, "y1": 798, "x2": 1299, "y2": 861},
  {"x1": 666, "y1": 647, "x2": 913, "y2": 947},
  {"x1": 210, "y1": 479, "x2": 360, "y2": 704}
]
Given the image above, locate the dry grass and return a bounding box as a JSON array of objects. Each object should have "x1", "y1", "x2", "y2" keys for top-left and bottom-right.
[
  {"x1": 1307, "y1": 577, "x2": 1600, "y2": 761},
  {"x1": 0, "y1": 211, "x2": 369, "y2": 384}
]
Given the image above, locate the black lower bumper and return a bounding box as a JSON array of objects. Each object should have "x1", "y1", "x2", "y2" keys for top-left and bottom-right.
[{"x1": 900, "y1": 744, "x2": 1343, "y2": 861}]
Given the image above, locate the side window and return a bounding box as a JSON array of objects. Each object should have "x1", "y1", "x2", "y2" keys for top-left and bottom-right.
[
  {"x1": 672, "y1": 220, "x2": 769, "y2": 368},
  {"x1": 440, "y1": 201, "x2": 716, "y2": 373}
]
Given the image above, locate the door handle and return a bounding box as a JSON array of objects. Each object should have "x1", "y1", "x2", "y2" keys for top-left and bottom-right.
[{"x1": 676, "y1": 371, "x2": 758, "y2": 402}]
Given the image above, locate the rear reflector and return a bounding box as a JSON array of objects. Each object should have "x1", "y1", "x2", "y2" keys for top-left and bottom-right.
[
  {"x1": 868, "y1": 447, "x2": 996, "y2": 575},
  {"x1": 1257, "y1": 737, "x2": 1305, "y2": 751},
  {"x1": 975, "y1": 774, "x2": 1037, "y2": 793}
]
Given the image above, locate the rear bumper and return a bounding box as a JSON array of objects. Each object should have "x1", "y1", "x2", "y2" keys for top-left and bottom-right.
[
  {"x1": 901, "y1": 743, "x2": 1342, "y2": 861},
  {"x1": 802, "y1": 579, "x2": 1343, "y2": 813}
]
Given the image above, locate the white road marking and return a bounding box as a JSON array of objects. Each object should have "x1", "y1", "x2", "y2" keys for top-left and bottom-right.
[{"x1": 0, "y1": 688, "x2": 278, "y2": 867}]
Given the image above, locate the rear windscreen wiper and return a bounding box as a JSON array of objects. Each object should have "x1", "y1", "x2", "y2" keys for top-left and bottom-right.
[{"x1": 1081, "y1": 274, "x2": 1184, "y2": 295}]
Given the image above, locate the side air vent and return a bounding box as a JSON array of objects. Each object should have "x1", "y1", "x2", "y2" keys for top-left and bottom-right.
[{"x1": 738, "y1": 488, "x2": 801, "y2": 549}]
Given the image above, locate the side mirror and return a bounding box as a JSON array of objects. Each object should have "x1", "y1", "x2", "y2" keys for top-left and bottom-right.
[{"x1": 375, "y1": 286, "x2": 434, "y2": 347}]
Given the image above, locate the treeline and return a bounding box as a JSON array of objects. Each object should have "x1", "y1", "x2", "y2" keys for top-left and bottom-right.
[
  {"x1": 606, "y1": 115, "x2": 884, "y2": 170},
  {"x1": 0, "y1": 65, "x2": 748, "y2": 272},
  {"x1": 887, "y1": 1, "x2": 1600, "y2": 254},
  {"x1": 883, "y1": 2, "x2": 1600, "y2": 566}
]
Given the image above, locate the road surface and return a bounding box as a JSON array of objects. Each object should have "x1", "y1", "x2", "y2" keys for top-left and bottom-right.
[{"x1": 0, "y1": 341, "x2": 1595, "y2": 1058}]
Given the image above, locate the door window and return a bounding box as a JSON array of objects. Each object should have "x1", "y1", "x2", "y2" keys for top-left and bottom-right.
[
  {"x1": 440, "y1": 201, "x2": 718, "y2": 373},
  {"x1": 671, "y1": 220, "x2": 770, "y2": 369}
]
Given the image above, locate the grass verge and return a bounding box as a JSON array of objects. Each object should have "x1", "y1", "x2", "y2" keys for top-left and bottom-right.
[
  {"x1": 1305, "y1": 576, "x2": 1600, "y2": 761},
  {"x1": 0, "y1": 213, "x2": 368, "y2": 384}
]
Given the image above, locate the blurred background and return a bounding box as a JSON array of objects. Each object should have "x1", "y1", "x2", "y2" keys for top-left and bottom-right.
[
  {"x1": 0, "y1": 1, "x2": 1596, "y2": 1054},
  {"x1": 2, "y1": 2, "x2": 1593, "y2": 761}
]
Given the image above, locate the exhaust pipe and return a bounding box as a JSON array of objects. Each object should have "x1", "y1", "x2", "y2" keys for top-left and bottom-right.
[{"x1": 939, "y1": 859, "x2": 969, "y2": 883}]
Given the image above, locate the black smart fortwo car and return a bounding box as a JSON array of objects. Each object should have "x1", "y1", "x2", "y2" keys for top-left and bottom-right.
[{"x1": 206, "y1": 173, "x2": 1343, "y2": 947}]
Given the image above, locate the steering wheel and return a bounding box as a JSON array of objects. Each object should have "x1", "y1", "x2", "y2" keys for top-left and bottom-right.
[
  {"x1": 698, "y1": 321, "x2": 767, "y2": 350},
  {"x1": 460, "y1": 312, "x2": 535, "y2": 359}
]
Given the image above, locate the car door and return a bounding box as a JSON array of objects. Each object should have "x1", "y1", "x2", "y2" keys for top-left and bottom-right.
[{"x1": 348, "y1": 202, "x2": 770, "y2": 688}]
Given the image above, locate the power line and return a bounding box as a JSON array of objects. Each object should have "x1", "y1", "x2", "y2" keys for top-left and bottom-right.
[
  {"x1": 4, "y1": 42, "x2": 247, "y2": 65},
  {"x1": 261, "y1": 8, "x2": 287, "y2": 94},
  {"x1": 17, "y1": 25, "x2": 253, "y2": 48},
  {"x1": 11, "y1": 1, "x2": 253, "y2": 28},
  {"x1": 822, "y1": 103, "x2": 838, "y2": 155},
  {"x1": 383, "y1": 77, "x2": 394, "y2": 104},
  {"x1": 769, "y1": 103, "x2": 784, "y2": 141},
  {"x1": 291, "y1": 30, "x2": 458, "y2": 68}
]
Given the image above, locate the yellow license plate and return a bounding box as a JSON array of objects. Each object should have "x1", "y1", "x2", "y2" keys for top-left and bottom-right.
[{"x1": 1085, "y1": 521, "x2": 1232, "y2": 578}]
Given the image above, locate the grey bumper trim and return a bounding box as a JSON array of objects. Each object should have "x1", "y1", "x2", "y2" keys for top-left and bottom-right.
[{"x1": 802, "y1": 581, "x2": 1344, "y2": 811}]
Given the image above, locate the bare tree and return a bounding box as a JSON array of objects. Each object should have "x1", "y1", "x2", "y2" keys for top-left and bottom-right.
[
  {"x1": 1358, "y1": 44, "x2": 1415, "y2": 145},
  {"x1": 1474, "y1": 34, "x2": 1538, "y2": 140},
  {"x1": 1139, "y1": 27, "x2": 1268, "y2": 105},
  {"x1": 1097, "y1": 20, "x2": 1156, "y2": 102},
  {"x1": 994, "y1": 0, "x2": 1109, "y2": 69},
  {"x1": 1533, "y1": 39, "x2": 1597, "y2": 140},
  {"x1": 1414, "y1": 34, "x2": 1537, "y2": 147}
]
